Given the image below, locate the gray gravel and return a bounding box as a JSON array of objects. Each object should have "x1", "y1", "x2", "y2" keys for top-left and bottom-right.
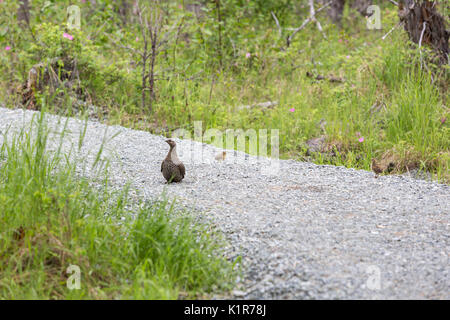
[{"x1": 0, "y1": 107, "x2": 449, "y2": 299}]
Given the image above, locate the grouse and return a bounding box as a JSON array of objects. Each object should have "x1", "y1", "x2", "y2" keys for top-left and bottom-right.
[{"x1": 161, "y1": 139, "x2": 185, "y2": 183}]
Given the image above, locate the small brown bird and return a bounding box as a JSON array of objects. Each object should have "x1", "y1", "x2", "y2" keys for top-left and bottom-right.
[
  {"x1": 371, "y1": 159, "x2": 383, "y2": 178},
  {"x1": 215, "y1": 151, "x2": 227, "y2": 161},
  {"x1": 161, "y1": 139, "x2": 185, "y2": 183}
]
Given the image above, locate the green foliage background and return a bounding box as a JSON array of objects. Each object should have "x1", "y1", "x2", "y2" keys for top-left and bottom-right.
[{"x1": 0, "y1": 0, "x2": 448, "y2": 182}]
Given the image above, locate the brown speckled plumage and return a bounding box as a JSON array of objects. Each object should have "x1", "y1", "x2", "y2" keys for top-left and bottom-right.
[
  {"x1": 371, "y1": 159, "x2": 383, "y2": 178},
  {"x1": 161, "y1": 139, "x2": 185, "y2": 183}
]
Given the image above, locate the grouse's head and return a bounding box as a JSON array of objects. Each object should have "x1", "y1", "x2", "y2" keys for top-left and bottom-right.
[{"x1": 165, "y1": 139, "x2": 176, "y2": 148}]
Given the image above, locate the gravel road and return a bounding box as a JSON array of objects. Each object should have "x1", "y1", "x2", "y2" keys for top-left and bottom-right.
[{"x1": 1, "y1": 107, "x2": 449, "y2": 299}]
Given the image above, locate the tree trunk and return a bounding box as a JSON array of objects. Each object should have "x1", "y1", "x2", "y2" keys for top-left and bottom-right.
[
  {"x1": 351, "y1": 0, "x2": 371, "y2": 16},
  {"x1": 215, "y1": 0, "x2": 223, "y2": 69},
  {"x1": 149, "y1": 41, "x2": 156, "y2": 111},
  {"x1": 398, "y1": 0, "x2": 449, "y2": 64},
  {"x1": 17, "y1": 0, "x2": 30, "y2": 26},
  {"x1": 329, "y1": 0, "x2": 345, "y2": 24},
  {"x1": 142, "y1": 40, "x2": 148, "y2": 111},
  {"x1": 116, "y1": 0, "x2": 130, "y2": 26}
]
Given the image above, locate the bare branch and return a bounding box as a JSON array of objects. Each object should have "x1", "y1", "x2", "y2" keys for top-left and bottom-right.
[
  {"x1": 418, "y1": 21, "x2": 427, "y2": 70},
  {"x1": 387, "y1": 0, "x2": 398, "y2": 6},
  {"x1": 271, "y1": 11, "x2": 282, "y2": 37},
  {"x1": 287, "y1": 0, "x2": 331, "y2": 46},
  {"x1": 316, "y1": 0, "x2": 332, "y2": 13},
  {"x1": 381, "y1": 21, "x2": 403, "y2": 40},
  {"x1": 418, "y1": 22, "x2": 427, "y2": 49},
  {"x1": 309, "y1": 0, "x2": 316, "y2": 17},
  {"x1": 287, "y1": 18, "x2": 311, "y2": 47},
  {"x1": 309, "y1": 0, "x2": 327, "y2": 39}
]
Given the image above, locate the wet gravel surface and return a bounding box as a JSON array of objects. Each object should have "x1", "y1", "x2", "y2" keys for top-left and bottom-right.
[{"x1": 1, "y1": 108, "x2": 449, "y2": 299}]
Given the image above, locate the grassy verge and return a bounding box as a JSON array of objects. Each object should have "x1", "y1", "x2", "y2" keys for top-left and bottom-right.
[
  {"x1": 0, "y1": 112, "x2": 236, "y2": 299},
  {"x1": 0, "y1": 2, "x2": 448, "y2": 182},
  {"x1": 105, "y1": 13, "x2": 449, "y2": 182}
]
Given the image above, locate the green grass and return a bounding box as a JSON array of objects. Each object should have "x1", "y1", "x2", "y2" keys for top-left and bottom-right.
[
  {"x1": 104, "y1": 10, "x2": 448, "y2": 182},
  {"x1": 0, "y1": 111, "x2": 236, "y2": 299},
  {"x1": 116, "y1": 28, "x2": 448, "y2": 181},
  {"x1": 0, "y1": 1, "x2": 448, "y2": 182}
]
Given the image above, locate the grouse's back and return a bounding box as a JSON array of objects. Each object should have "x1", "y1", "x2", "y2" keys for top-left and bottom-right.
[{"x1": 162, "y1": 159, "x2": 185, "y2": 182}]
